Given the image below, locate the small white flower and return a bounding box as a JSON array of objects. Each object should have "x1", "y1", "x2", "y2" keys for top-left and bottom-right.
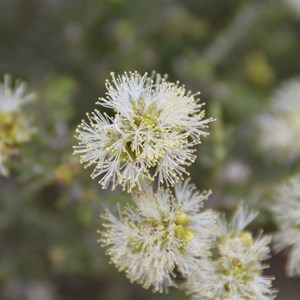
[
  {"x1": 0, "y1": 74, "x2": 34, "y2": 113},
  {"x1": 257, "y1": 78, "x2": 300, "y2": 162},
  {"x1": 273, "y1": 175, "x2": 300, "y2": 277},
  {"x1": 184, "y1": 207, "x2": 276, "y2": 300},
  {"x1": 74, "y1": 71, "x2": 213, "y2": 191},
  {"x1": 0, "y1": 75, "x2": 34, "y2": 176},
  {"x1": 99, "y1": 180, "x2": 216, "y2": 293}
]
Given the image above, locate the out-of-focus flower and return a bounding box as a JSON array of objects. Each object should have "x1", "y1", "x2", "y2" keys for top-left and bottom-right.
[
  {"x1": 0, "y1": 75, "x2": 34, "y2": 176},
  {"x1": 273, "y1": 175, "x2": 300, "y2": 277},
  {"x1": 99, "y1": 180, "x2": 216, "y2": 292},
  {"x1": 218, "y1": 160, "x2": 251, "y2": 185},
  {"x1": 283, "y1": 0, "x2": 300, "y2": 17},
  {"x1": 184, "y1": 207, "x2": 275, "y2": 300},
  {"x1": 74, "y1": 71, "x2": 213, "y2": 192},
  {"x1": 257, "y1": 78, "x2": 300, "y2": 162}
]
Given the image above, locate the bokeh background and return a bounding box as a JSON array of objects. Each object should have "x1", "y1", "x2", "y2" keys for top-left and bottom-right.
[{"x1": 1, "y1": 0, "x2": 300, "y2": 299}]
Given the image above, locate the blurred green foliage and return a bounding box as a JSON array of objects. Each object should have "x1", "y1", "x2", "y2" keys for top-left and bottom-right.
[{"x1": 0, "y1": 0, "x2": 300, "y2": 299}]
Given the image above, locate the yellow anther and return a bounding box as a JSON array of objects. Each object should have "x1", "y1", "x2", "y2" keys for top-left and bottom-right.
[
  {"x1": 175, "y1": 212, "x2": 189, "y2": 226},
  {"x1": 241, "y1": 231, "x2": 253, "y2": 247},
  {"x1": 183, "y1": 229, "x2": 194, "y2": 241},
  {"x1": 174, "y1": 225, "x2": 185, "y2": 239}
]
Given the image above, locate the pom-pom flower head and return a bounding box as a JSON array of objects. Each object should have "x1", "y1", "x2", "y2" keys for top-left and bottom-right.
[
  {"x1": 257, "y1": 78, "x2": 300, "y2": 163},
  {"x1": 0, "y1": 75, "x2": 34, "y2": 176},
  {"x1": 99, "y1": 180, "x2": 216, "y2": 292},
  {"x1": 273, "y1": 175, "x2": 300, "y2": 277},
  {"x1": 74, "y1": 71, "x2": 213, "y2": 191},
  {"x1": 184, "y1": 207, "x2": 275, "y2": 300}
]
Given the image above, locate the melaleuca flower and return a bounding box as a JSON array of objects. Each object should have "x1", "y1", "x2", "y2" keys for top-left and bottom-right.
[
  {"x1": 273, "y1": 175, "x2": 300, "y2": 277},
  {"x1": 99, "y1": 180, "x2": 216, "y2": 292},
  {"x1": 0, "y1": 75, "x2": 34, "y2": 176},
  {"x1": 74, "y1": 71, "x2": 213, "y2": 191},
  {"x1": 257, "y1": 78, "x2": 300, "y2": 162},
  {"x1": 184, "y1": 207, "x2": 276, "y2": 300}
]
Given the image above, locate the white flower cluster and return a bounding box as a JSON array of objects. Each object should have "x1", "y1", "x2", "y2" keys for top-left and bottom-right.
[
  {"x1": 257, "y1": 78, "x2": 300, "y2": 162},
  {"x1": 184, "y1": 207, "x2": 275, "y2": 300},
  {"x1": 74, "y1": 71, "x2": 212, "y2": 192},
  {"x1": 74, "y1": 71, "x2": 276, "y2": 299},
  {"x1": 100, "y1": 180, "x2": 216, "y2": 292},
  {"x1": 0, "y1": 75, "x2": 34, "y2": 176},
  {"x1": 273, "y1": 176, "x2": 300, "y2": 277}
]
